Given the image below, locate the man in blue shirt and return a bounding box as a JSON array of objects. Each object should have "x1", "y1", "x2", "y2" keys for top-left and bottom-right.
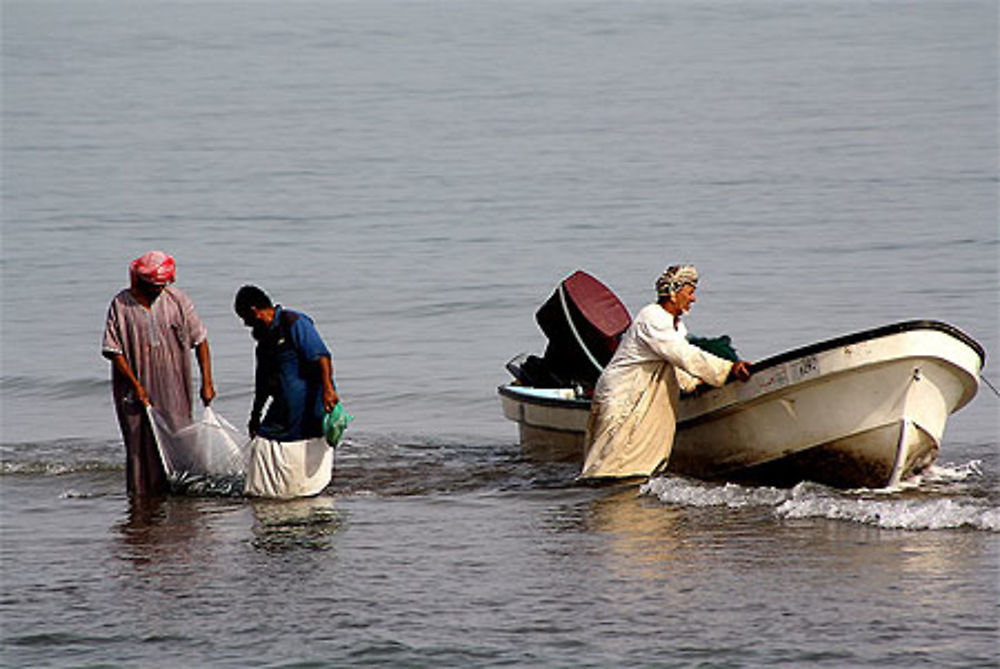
[{"x1": 234, "y1": 285, "x2": 339, "y2": 441}]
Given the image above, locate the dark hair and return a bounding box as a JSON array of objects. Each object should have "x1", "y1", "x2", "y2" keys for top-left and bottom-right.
[{"x1": 234, "y1": 285, "x2": 272, "y2": 318}]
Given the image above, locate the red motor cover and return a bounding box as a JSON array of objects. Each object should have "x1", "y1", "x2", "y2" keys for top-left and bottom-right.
[
  {"x1": 535, "y1": 271, "x2": 632, "y2": 385},
  {"x1": 560, "y1": 270, "x2": 631, "y2": 338}
]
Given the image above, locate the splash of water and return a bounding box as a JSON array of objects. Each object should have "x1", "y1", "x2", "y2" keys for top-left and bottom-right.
[{"x1": 641, "y1": 464, "x2": 999, "y2": 532}]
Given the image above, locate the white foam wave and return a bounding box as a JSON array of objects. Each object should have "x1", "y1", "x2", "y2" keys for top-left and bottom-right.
[
  {"x1": 918, "y1": 459, "x2": 984, "y2": 483},
  {"x1": 776, "y1": 492, "x2": 1000, "y2": 531},
  {"x1": 1, "y1": 460, "x2": 118, "y2": 476},
  {"x1": 641, "y1": 474, "x2": 1000, "y2": 532},
  {"x1": 641, "y1": 476, "x2": 791, "y2": 508},
  {"x1": 59, "y1": 489, "x2": 108, "y2": 499}
]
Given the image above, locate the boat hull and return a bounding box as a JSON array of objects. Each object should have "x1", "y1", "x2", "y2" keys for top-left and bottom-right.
[
  {"x1": 500, "y1": 387, "x2": 589, "y2": 462},
  {"x1": 499, "y1": 321, "x2": 984, "y2": 488}
]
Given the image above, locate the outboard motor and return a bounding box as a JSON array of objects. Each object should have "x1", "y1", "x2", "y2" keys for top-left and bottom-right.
[{"x1": 533, "y1": 270, "x2": 632, "y2": 388}]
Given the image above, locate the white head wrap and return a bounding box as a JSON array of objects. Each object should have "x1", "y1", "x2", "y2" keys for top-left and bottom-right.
[{"x1": 656, "y1": 265, "x2": 699, "y2": 299}]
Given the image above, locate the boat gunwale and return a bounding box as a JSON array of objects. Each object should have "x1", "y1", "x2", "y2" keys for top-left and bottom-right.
[
  {"x1": 747, "y1": 319, "x2": 985, "y2": 372},
  {"x1": 498, "y1": 320, "x2": 984, "y2": 412},
  {"x1": 498, "y1": 384, "x2": 590, "y2": 409}
]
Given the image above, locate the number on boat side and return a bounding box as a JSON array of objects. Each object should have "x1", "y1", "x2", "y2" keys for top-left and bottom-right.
[{"x1": 790, "y1": 355, "x2": 820, "y2": 382}]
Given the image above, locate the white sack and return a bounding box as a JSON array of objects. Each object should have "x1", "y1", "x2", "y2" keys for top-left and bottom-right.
[{"x1": 244, "y1": 436, "x2": 332, "y2": 499}]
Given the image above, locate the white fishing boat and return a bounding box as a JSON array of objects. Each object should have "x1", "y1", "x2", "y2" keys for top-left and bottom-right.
[{"x1": 498, "y1": 273, "x2": 986, "y2": 489}]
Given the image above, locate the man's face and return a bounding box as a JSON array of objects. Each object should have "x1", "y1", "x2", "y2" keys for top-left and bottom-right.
[
  {"x1": 241, "y1": 308, "x2": 270, "y2": 341},
  {"x1": 673, "y1": 285, "x2": 697, "y2": 314},
  {"x1": 137, "y1": 279, "x2": 165, "y2": 301}
]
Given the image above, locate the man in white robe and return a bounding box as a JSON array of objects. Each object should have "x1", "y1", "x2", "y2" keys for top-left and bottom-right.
[{"x1": 579, "y1": 265, "x2": 751, "y2": 480}]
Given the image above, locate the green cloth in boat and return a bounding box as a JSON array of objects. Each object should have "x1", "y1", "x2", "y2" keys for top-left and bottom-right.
[{"x1": 688, "y1": 335, "x2": 740, "y2": 362}]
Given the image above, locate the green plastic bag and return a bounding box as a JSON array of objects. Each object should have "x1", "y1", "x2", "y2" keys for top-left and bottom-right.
[{"x1": 323, "y1": 403, "x2": 354, "y2": 447}]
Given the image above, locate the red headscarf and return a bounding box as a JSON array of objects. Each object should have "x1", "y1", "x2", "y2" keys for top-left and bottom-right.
[{"x1": 130, "y1": 250, "x2": 176, "y2": 287}]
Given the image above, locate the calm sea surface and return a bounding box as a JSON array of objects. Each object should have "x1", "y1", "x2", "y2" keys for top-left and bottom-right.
[{"x1": 2, "y1": 1, "x2": 998, "y2": 666}]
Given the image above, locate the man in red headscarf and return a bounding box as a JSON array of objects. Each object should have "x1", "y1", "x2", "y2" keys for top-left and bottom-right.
[{"x1": 102, "y1": 251, "x2": 215, "y2": 496}]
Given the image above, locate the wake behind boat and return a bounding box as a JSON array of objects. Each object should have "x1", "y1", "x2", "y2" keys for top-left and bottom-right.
[{"x1": 499, "y1": 272, "x2": 985, "y2": 489}]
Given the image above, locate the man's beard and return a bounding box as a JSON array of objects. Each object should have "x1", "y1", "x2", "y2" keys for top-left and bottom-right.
[{"x1": 137, "y1": 281, "x2": 164, "y2": 301}]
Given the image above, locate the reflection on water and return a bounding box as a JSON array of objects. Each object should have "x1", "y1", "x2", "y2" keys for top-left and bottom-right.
[
  {"x1": 584, "y1": 487, "x2": 687, "y2": 579},
  {"x1": 249, "y1": 495, "x2": 343, "y2": 553},
  {"x1": 109, "y1": 495, "x2": 237, "y2": 609},
  {"x1": 112, "y1": 493, "x2": 344, "y2": 563},
  {"x1": 114, "y1": 495, "x2": 211, "y2": 568}
]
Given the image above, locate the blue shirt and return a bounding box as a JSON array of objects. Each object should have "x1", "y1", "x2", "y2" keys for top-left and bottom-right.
[{"x1": 255, "y1": 306, "x2": 334, "y2": 441}]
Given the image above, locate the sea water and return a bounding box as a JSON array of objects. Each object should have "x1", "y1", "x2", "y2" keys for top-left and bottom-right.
[{"x1": 2, "y1": 1, "x2": 998, "y2": 666}]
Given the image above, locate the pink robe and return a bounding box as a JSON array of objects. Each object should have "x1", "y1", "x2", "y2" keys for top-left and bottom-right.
[{"x1": 102, "y1": 286, "x2": 207, "y2": 495}]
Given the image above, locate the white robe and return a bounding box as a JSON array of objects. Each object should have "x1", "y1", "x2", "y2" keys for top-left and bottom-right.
[
  {"x1": 579, "y1": 303, "x2": 733, "y2": 480},
  {"x1": 245, "y1": 437, "x2": 332, "y2": 499}
]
